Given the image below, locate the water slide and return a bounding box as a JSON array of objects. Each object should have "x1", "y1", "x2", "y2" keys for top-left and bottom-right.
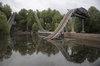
[
  {"x1": 7, "y1": 13, "x2": 15, "y2": 32},
  {"x1": 46, "y1": 10, "x2": 74, "y2": 39}
]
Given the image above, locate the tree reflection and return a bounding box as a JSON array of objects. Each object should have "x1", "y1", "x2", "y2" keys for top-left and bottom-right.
[
  {"x1": 66, "y1": 40, "x2": 100, "y2": 63},
  {"x1": 13, "y1": 34, "x2": 59, "y2": 56},
  {"x1": 0, "y1": 34, "x2": 100, "y2": 64},
  {"x1": 87, "y1": 48, "x2": 100, "y2": 63},
  {"x1": 48, "y1": 39, "x2": 100, "y2": 64},
  {"x1": 0, "y1": 35, "x2": 12, "y2": 61},
  {"x1": 0, "y1": 34, "x2": 59, "y2": 61}
]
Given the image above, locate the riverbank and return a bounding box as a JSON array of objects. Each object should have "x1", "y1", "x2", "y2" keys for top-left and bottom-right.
[
  {"x1": 11, "y1": 31, "x2": 33, "y2": 35},
  {"x1": 37, "y1": 32, "x2": 100, "y2": 41},
  {"x1": 11, "y1": 31, "x2": 100, "y2": 41},
  {"x1": 64, "y1": 32, "x2": 100, "y2": 41}
]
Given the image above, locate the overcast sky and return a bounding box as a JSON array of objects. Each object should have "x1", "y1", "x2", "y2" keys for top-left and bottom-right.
[{"x1": 0, "y1": 0, "x2": 100, "y2": 14}]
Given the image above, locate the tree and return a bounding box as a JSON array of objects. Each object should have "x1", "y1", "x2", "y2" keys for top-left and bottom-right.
[
  {"x1": 0, "y1": 11, "x2": 8, "y2": 34},
  {"x1": 52, "y1": 10, "x2": 62, "y2": 30},
  {"x1": 38, "y1": 8, "x2": 63, "y2": 31},
  {"x1": 15, "y1": 9, "x2": 28, "y2": 31},
  {"x1": 75, "y1": 17, "x2": 82, "y2": 32},
  {"x1": 85, "y1": 6, "x2": 100, "y2": 33},
  {"x1": 27, "y1": 9, "x2": 35, "y2": 31},
  {"x1": 2, "y1": 4, "x2": 12, "y2": 19},
  {"x1": 0, "y1": 2, "x2": 3, "y2": 11}
]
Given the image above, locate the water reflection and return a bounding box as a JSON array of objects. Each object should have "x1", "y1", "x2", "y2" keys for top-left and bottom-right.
[
  {"x1": 0, "y1": 34, "x2": 59, "y2": 61},
  {"x1": 0, "y1": 34, "x2": 100, "y2": 66},
  {"x1": 0, "y1": 35, "x2": 12, "y2": 61},
  {"x1": 13, "y1": 34, "x2": 59, "y2": 56},
  {"x1": 48, "y1": 40, "x2": 100, "y2": 64}
]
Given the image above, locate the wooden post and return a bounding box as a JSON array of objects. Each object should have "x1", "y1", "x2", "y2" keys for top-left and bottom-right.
[
  {"x1": 66, "y1": 23, "x2": 68, "y2": 32},
  {"x1": 81, "y1": 19, "x2": 85, "y2": 33},
  {"x1": 71, "y1": 17, "x2": 75, "y2": 33}
]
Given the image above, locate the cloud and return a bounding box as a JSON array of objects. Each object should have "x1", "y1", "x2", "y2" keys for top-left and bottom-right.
[{"x1": 0, "y1": 0, "x2": 100, "y2": 14}]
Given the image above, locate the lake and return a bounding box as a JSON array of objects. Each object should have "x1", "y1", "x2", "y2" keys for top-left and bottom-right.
[{"x1": 0, "y1": 34, "x2": 100, "y2": 66}]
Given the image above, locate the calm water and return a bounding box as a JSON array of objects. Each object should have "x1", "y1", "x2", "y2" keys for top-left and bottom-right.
[{"x1": 0, "y1": 34, "x2": 100, "y2": 66}]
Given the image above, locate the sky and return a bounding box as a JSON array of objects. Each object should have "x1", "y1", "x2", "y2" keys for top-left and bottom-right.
[{"x1": 0, "y1": 0, "x2": 100, "y2": 14}]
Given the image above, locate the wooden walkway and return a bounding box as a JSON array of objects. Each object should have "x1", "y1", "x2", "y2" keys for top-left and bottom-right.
[
  {"x1": 36, "y1": 10, "x2": 74, "y2": 39},
  {"x1": 7, "y1": 13, "x2": 15, "y2": 32}
]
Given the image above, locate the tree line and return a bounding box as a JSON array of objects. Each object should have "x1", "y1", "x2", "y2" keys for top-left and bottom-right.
[
  {"x1": 0, "y1": 2, "x2": 100, "y2": 34},
  {"x1": 14, "y1": 8, "x2": 63, "y2": 32}
]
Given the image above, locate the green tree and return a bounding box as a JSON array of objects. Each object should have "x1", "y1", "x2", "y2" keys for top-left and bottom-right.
[
  {"x1": 0, "y1": 11, "x2": 8, "y2": 34},
  {"x1": 85, "y1": 6, "x2": 100, "y2": 33},
  {"x1": 0, "y1": 2, "x2": 3, "y2": 11},
  {"x1": 38, "y1": 8, "x2": 62, "y2": 31},
  {"x1": 27, "y1": 9, "x2": 35, "y2": 31},
  {"x1": 2, "y1": 4, "x2": 12, "y2": 19},
  {"x1": 75, "y1": 17, "x2": 81, "y2": 32},
  {"x1": 15, "y1": 9, "x2": 28, "y2": 31},
  {"x1": 52, "y1": 10, "x2": 62, "y2": 30}
]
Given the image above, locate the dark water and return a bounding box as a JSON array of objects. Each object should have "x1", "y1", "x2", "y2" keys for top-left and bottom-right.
[{"x1": 0, "y1": 34, "x2": 100, "y2": 66}]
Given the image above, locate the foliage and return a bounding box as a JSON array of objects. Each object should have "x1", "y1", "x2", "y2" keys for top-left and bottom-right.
[
  {"x1": 15, "y1": 8, "x2": 63, "y2": 31},
  {"x1": 85, "y1": 6, "x2": 100, "y2": 33},
  {"x1": 75, "y1": 17, "x2": 82, "y2": 32},
  {"x1": 15, "y1": 9, "x2": 28, "y2": 31},
  {"x1": 0, "y1": 11, "x2": 8, "y2": 34},
  {"x1": 32, "y1": 23, "x2": 38, "y2": 32},
  {"x1": 2, "y1": 4, "x2": 12, "y2": 19},
  {"x1": 15, "y1": 9, "x2": 36, "y2": 31},
  {"x1": 68, "y1": 19, "x2": 72, "y2": 32},
  {"x1": 0, "y1": 2, "x2": 12, "y2": 34},
  {"x1": 38, "y1": 8, "x2": 63, "y2": 31},
  {"x1": 0, "y1": 2, "x2": 12, "y2": 19},
  {"x1": 27, "y1": 9, "x2": 35, "y2": 31}
]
